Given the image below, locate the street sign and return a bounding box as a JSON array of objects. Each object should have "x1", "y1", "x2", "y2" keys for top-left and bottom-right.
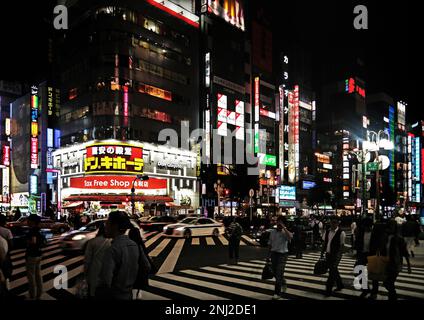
[
  {"x1": 249, "y1": 189, "x2": 255, "y2": 198},
  {"x1": 366, "y1": 162, "x2": 379, "y2": 171}
]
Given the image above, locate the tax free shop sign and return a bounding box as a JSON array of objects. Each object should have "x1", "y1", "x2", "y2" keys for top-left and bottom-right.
[{"x1": 70, "y1": 176, "x2": 167, "y2": 190}]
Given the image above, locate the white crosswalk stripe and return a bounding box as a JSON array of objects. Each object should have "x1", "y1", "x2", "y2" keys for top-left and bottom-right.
[
  {"x1": 15, "y1": 233, "x2": 419, "y2": 300},
  {"x1": 141, "y1": 254, "x2": 424, "y2": 300}
]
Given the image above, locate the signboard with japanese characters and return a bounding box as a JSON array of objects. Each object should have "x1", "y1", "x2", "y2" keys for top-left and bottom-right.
[{"x1": 84, "y1": 143, "x2": 144, "y2": 175}]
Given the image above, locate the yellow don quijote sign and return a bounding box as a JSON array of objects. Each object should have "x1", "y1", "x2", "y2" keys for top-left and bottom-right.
[{"x1": 84, "y1": 142, "x2": 144, "y2": 175}]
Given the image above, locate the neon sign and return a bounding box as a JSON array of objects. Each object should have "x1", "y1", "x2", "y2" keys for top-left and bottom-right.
[
  {"x1": 345, "y1": 77, "x2": 365, "y2": 98},
  {"x1": 30, "y1": 85, "x2": 39, "y2": 169},
  {"x1": 84, "y1": 143, "x2": 144, "y2": 175}
]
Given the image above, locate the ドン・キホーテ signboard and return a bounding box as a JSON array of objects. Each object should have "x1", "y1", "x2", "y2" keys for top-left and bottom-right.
[{"x1": 84, "y1": 143, "x2": 144, "y2": 175}]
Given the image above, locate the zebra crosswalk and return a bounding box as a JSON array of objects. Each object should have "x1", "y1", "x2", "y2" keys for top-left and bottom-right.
[
  {"x1": 6, "y1": 231, "x2": 259, "y2": 300},
  {"x1": 138, "y1": 252, "x2": 424, "y2": 301},
  {"x1": 8, "y1": 231, "x2": 422, "y2": 301}
]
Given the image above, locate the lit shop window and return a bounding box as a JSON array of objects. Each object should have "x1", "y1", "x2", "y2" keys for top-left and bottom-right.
[
  {"x1": 137, "y1": 83, "x2": 172, "y2": 101},
  {"x1": 133, "y1": 108, "x2": 172, "y2": 123},
  {"x1": 69, "y1": 88, "x2": 78, "y2": 100}
]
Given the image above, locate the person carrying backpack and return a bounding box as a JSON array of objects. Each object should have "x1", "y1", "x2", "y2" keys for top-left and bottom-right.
[
  {"x1": 26, "y1": 214, "x2": 46, "y2": 300},
  {"x1": 226, "y1": 217, "x2": 243, "y2": 265}
]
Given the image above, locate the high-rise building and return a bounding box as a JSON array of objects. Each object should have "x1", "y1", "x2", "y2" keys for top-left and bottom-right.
[
  {"x1": 0, "y1": 81, "x2": 22, "y2": 213},
  {"x1": 198, "y1": 0, "x2": 250, "y2": 217},
  {"x1": 318, "y1": 76, "x2": 367, "y2": 213},
  {"x1": 52, "y1": 0, "x2": 202, "y2": 215},
  {"x1": 407, "y1": 120, "x2": 423, "y2": 215},
  {"x1": 367, "y1": 93, "x2": 408, "y2": 216}
]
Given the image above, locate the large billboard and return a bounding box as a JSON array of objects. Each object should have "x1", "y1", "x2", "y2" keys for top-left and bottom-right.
[
  {"x1": 84, "y1": 143, "x2": 144, "y2": 175},
  {"x1": 10, "y1": 95, "x2": 31, "y2": 194}
]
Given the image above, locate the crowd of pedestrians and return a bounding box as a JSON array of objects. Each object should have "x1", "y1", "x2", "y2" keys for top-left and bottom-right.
[{"x1": 0, "y1": 207, "x2": 422, "y2": 300}]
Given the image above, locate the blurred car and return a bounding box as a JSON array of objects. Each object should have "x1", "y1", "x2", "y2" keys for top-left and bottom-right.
[
  {"x1": 10, "y1": 226, "x2": 54, "y2": 248},
  {"x1": 59, "y1": 219, "x2": 142, "y2": 252},
  {"x1": 163, "y1": 217, "x2": 225, "y2": 238},
  {"x1": 138, "y1": 215, "x2": 178, "y2": 232},
  {"x1": 7, "y1": 216, "x2": 70, "y2": 234}
]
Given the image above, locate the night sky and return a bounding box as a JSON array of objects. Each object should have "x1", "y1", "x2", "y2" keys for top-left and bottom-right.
[{"x1": 0, "y1": 1, "x2": 418, "y2": 121}]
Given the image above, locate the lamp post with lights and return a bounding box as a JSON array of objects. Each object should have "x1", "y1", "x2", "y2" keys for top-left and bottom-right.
[{"x1": 349, "y1": 130, "x2": 394, "y2": 222}]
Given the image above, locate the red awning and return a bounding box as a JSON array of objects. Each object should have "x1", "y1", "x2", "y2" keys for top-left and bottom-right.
[{"x1": 63, "y1": 195, "x2": 174, "y2": 203}]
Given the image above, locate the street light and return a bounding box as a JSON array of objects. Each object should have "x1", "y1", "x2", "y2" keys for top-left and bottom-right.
[
  {"x1": 349, "y1": 130, "x2": 394, "y2": 222},
  {"x1": 131, "y1": 174, "x2": 149, "y2": 217}
]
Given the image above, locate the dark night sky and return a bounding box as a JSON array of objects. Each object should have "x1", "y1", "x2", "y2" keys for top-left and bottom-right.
[{"x1": 0, "y1": 1, "x2": 418, "y2": 121}]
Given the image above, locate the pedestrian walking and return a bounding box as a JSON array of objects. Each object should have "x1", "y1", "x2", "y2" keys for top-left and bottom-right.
[
  {"x1": 25, "y1": 214, "x2": 46, "y2": 300},
  {"x1": 13, "y1": 208, "x2": 21, "y2": 221},
  {"x1": 73, "y1": 213, "x2": 82, "y2": 230},
  {"x1": 354, "y1": 218, "x2": 381, "y2": 299},
  {"x1": 311, "y1": 217, "x2": 321, "y2": 249},
  {"x1": 350, "y1": 219, "x2": 357, "y2": 252},
  {"x1": 0, "y1": 214, "x2": 13, "y2": 249},
  {"x1": 0, "y1": 214, "x2": 13, "y2": 291},
  {"x1": 402, "y1": 215, "x2": 421, "y2": 258},
  {"x1": 267, "y1": 216, "x2": 293, "y2": 300},
  {"x1": 95, "y1": 211, "x2": 139, "y2": 300},
  {"x1": 84, "y1": 223, "x2": 111, "y2": 298},
  {"x1": 378, "y1": 220, "x2": 411, "y2": 301},
  {"x1": 292, "y1": 220, "x2": 304, "y2": 258},
  {"x1": 0, "y1": 234, "x2": 8, "y2": 297},
  {"x1": 321, "y1": 217, "x2": 346, "y2": 297},
  {"x1": 226, "y1": 217, "x2": 243, "y2": 264},
  {"x1": 128, "y1": 227, "x2": 154, "y2": 299}
]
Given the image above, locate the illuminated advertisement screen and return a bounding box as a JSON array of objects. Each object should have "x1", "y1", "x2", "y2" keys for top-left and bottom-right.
[
  {"x1": 279, "y1": 185, "x2": 296, "y2": 200},
  {"x1": 207, "y1": 0, "x2": 245, "y2": 31},
  {"x1": 84, "y1": 143, "x2": 144, "y2": 175},
  {"x1": 30, "y1": 85, "x2": 39, "y2": 169},
  {"x1": 2, "y1": 145, "x2": 10, "y2": 166},
  {"x1": 389, "y1": 106, "x2": 395, "y2": 189},
  {"x1": 302, "y1": 181, "x2": 316, "y2": 190}
]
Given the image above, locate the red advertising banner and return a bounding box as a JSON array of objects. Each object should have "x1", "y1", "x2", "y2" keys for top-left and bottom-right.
[
  {"x1": 30, "y1": 137, "x2": 38, "y2": 169},
  {"x1": 70, "y1": 176, "x2": 167, "y2": 190},
  {"x1": 2, "y1": 145, "x2": 10, "y2": 166}
]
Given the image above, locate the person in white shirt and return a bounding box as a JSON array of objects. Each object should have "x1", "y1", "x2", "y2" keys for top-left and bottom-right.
[
  {"x1": 0, "y1": 214, "x2": 13, "y2": 250},
  {"x1": 321, "y1": 218, "x2": 346, "y2": 296}
]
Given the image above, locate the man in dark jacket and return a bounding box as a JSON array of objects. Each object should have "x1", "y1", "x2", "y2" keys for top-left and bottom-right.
[
  {"x1": 26, "y1": 215, "x2": 46, "y2": 300},
  {"x1": 226, "y1": 217, "x2": 243, "y2": 264},
  {"x1": 382, "y1": 220, "x2": 411, "y2": 300},
  {"x1": 321, "y1": 218, "x2": 346, "y2": 296},
  {"x1": 402, "y1": 215, "x2": 421, "y2": 257},
  {"x1": 355, "y1": 218, "x2": 382, "y2": 298}
]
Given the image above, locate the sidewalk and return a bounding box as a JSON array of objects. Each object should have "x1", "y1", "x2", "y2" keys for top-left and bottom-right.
[{"x1": 410, "y1": 240, "x2": 424, "y2": 267}]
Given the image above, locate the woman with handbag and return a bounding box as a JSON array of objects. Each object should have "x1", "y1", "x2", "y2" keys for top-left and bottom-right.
[{"x1": 84, "y1": 223, "x2": 111, "y2": 298}]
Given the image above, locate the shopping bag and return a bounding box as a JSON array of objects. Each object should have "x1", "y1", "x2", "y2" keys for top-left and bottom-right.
[
  {"x1": 261, "y1": 259, "x2": 274, "y2": 280},
  {"x1": 314, "y1": 258, "x2": 328, "y2": 275},
  {"x1": 367, "y1": 253, "x2": 389, "y2": 281}
]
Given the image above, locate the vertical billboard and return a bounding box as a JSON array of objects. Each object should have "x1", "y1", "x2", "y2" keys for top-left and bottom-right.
[
  {"x1": 389, "y1": 105, "x2": 395, "y2": 190},
  {"x1": 30, "y1": 86, "x2": 39, "y2": 169},
  {"x1": 288, "y1": 86, "x2": 299, "y2": 183}
]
